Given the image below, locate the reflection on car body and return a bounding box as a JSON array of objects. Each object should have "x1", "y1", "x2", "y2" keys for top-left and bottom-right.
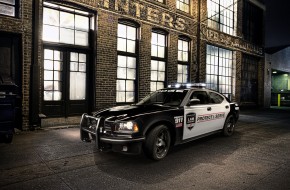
[{"x1": 80, "y1": 83, "x2": 239, "y2": 160}]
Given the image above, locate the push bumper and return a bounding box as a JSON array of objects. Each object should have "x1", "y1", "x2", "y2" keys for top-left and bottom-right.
[{"x1": 80, "y1": 114, "x2": 145, "y2": 154}]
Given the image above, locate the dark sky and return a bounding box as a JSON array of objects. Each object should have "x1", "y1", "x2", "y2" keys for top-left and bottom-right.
[{"x1": 264, "y1": 0, "x2": 290, "y2": 48}]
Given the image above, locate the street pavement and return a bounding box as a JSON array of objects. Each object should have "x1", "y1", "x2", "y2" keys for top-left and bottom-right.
[{"x1": 0, "y1": 107, "x2": 290, "y2": 190}]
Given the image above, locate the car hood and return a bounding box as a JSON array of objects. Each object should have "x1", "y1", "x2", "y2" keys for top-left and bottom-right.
[{"x1": 93, "y1": 104, "x2": 177, "y2": 121}]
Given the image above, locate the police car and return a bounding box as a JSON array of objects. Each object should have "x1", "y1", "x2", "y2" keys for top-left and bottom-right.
[{"x1": 80, "y1": 84, "x2": 239, "y2": 160}]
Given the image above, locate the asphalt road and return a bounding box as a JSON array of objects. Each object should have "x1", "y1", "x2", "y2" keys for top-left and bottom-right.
[{"x1": 0, "y1": 108, "x2": 290, "y2": 190}]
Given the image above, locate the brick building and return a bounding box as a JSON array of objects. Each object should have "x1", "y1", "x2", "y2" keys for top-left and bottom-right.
[{"x1": 0, "y1": 0, "x2": 265, "y2": 130}]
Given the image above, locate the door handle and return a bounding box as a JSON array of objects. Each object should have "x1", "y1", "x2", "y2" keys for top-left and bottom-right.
[
  {"x1": 225, "y1": 105, "x2": 229, "y2": 109},
  {"x1": 207, "y1": 107, "x2": 212, "y2": 111}
]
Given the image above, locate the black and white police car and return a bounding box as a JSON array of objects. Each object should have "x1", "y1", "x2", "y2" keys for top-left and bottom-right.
[{"x1": 80, "y1": 84, "x2": 239, "y2": 160}]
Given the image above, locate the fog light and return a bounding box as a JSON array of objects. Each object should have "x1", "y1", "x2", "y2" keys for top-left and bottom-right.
[{"x1": 122, "y1": 146, "x2": 128, "y2": 152}]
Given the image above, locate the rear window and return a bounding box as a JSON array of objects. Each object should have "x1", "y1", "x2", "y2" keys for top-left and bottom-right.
[{"x1": 209, "y1": 92, "x2": 224, "y2": 104}]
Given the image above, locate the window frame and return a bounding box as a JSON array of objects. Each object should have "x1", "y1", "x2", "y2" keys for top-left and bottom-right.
[
  {"x1": 177, "y1": 37, "x2": 190, "y2": 84},
  {"x1": 116, "y1": 20, "x2": 139, "y2": 103},
  {"x1": 176, "y1": 0, "x2": 190, "y2": 13},
  {"x1": 150, "y1": 29, "x2": 168, "y2": 92},
  {"x1": 207, "y1": 0, "x2": 235, "y2": 35},
  {"x1": 0, "y1": 0, "x2": 20, "y2": 18},
  {"x1": 205, "y1": 44, "x2": 233, "y2": 100}
]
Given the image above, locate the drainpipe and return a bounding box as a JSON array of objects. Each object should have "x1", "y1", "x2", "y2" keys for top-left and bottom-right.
[{"x1": 196, "y1": 0, "x2": 201, "y2": 83}]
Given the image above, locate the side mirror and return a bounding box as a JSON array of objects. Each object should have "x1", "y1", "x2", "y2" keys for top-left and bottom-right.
[{"x1": 186, "y1": 99, "x2": 200, "y2": 106}]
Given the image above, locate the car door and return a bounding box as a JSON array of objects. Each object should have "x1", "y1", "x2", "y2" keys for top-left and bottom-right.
[{"x1": 183, "y1": 90, "x2": 215, "y2": 140}]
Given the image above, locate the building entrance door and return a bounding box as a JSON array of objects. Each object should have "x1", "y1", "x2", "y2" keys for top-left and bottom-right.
[
  {"x1": 42, "y1": 48, "x2": 89, "y2": 117},
  {"x1": 0, "y1": 33, "x2": 22, "y2": 129}
]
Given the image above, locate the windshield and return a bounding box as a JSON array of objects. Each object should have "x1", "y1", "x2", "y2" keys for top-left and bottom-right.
[{"x1": 137, "y1": 89, "x2": 188, "y2": 106}]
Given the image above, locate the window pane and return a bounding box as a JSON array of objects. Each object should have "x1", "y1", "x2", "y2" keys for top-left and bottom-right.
[
  {"x1": 117, "y1": 38, "x2": 126, "y2": 52},
  {"x1": 44, "y1": 60, "x2": 53, "y2": 70},
  {"x1": 70, "y1": 72, "x2": 86, "y2": 100},
  {"x1": 43, "y1": 25, "x2": 59, "y2": 42},
  {"x1": 127, "y1": 57, "x2": 136, "y2": 68},
  {"x1": 44, "y1": 49, "x2": 53, "y2": 60},
  {"x1": 54, "y1": 71, "x2": 61, "y2": 81},
  {"x1": 118, "y1": 55, "x2": 127, "y2": 67},
  {"x1": 79, "y1": 63, "x2": 86, "y2": 72},
  {"x1": 116, "y1": 92, "x2": 125, "y2": 102},
  {"x1": 75, "y1": 31, "x2": 88, "y2": 46},
  {"x1": 117, "y1": 67, "x2": 127, "y2": 79},
  {"x1": 54, "y1": 81, "x2": 61, "y2": 91},
  {"x1": 54, "y1": 61, "x2": 62, "y2": 71},
  {"x1": 43, "y1": 8, "x2": 59, "y2": 26},
  {"x1": 151, "y1": 45, "x2": 158, "y2": 57},
  {"x1": 0, "y1": 4, "x2": 15, "y2": 16},
  {"x1": 116, "y1": 80, "x2": 125, "y2": 91},
  {"x1": 118, "y1": 24, "x2": 127, "y2": 38},
  {"x1": 53, "y1": 91, "x2": 62, "y2": 101},
  {"x1": 44, "y1": 91, "x2": 53, "y2": 101},
  {"x1": 158, "y1": 46, "x2": 165, "y2": 58},
  {"x1": 151, "y1": 60, "x2": 158, "y2": 70},
  {"x1": 159, "y1": 61, "x2": 165, "y2": 71},
  {"x1": 126, "y1": 80, "x2": 134, "y2": 91},
  {"x1": 158, "y1": 71, "x2": 165, "y2": 81},
  {"x1": 151, "y1": 33, "x2": 157, "y2": 44},
  {"x1": 70, "y1": 62, "x2": 78, "y2": 71},
  {"x1": 127, "y1": 26, "x2": 136, "y2": 40},
  {"x1": 79, "y1": 54, "x2": 86, "y2": 62},
  {"x1": 127, "y1": 68, "x2": 136, "y2": 79},
  {"x1": 126, "y1": 92, "x2": 134, "y2": 102},
  {"x1": 44, "y1": 81, "x2": 53, "y2": 90},
  {"x1": 151, "y1": 82, "x2": 156, "y2": 92},
  {"x1": 151, "y1": 71, "x2": 158, "y2": 80},
  {"x1": 127, "y1": 40, "x2": 136, "y2": 53},
  {"x1": 60, "y1": 28, "x2": 74, "y2": 44},
  {"x1": 75, "y1": 15, "x2": 89, "y2": 31},
  {"x1": 158, "y1": 34, "x2": 165, "y2": 46},
  {"x1": 44, "y1": 70, "x2": 53, "y2": 80},
  {"x1": 60, "y1": 12, "x2": 74, "y2": 29}
]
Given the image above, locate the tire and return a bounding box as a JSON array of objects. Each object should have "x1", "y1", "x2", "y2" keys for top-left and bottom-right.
[
  {"x1": 223, "y1": 115, "x2": 235, "y2": 137},
  {"x1": 144, "y1": 125, "x2": 171, "y2": 161}
]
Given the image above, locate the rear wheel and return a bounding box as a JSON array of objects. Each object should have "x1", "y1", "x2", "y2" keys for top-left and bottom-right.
[
  {"x1": 144, "y1": 125, "x2": 171, "y2": 160},
  {"x1": 223, "y1": 115, "x2": 235, "y2": 137}
]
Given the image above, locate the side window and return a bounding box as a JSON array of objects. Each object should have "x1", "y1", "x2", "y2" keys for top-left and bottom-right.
[
  {"x1": 190, "y1": 91, "x2": 209, "y2": 104},
  {"x1": 209, "y1": 92, "x2": 224, "y2": 104}
]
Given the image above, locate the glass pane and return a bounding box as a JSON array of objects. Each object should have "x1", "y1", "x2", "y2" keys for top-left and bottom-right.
[
  {"x1": 151, "y1": 71, "x2": 157, "y2": 80},
  {"x1": 116, "y1": 92, "x2": 125, "y2": 102},
  {"x1": 44, "y1": 81, "x2": 53, "y2": 90},
  {"x1": 157, "y1": 82, "x2": 164, "y2": 90},
  {"x1": 158, "y1": 46, "x2": 165, "y2": 58},
  {"x1": 70, "y1": 62, "x2": 78, "y2": 71},
  {"x1": 44, "y1": 60, "x2": 53, "y2": 70},
  {"x1": 126, "y1": 92, "x2": 134, "y2": 102},
  {"x1": 183, "y1": 52, "x2": 188, "y2": 61},
  {"x1": 127, "y1": 57, "x2": 136, "y2": 68},
  {"x1": 126, "y1": 80, "x2": 134, "y2": 91},
  {"x1": 116, "y1": 80, "x2": 125, "y2": 91},
  {"x1": 44, "y1": 49, "x2": 53, "y2": 59},
  {"x1": 158, "y1": 34, "x2": 165, "y2": 46},
  {"x1": 117, "y1": 38, "x2": 126, "y2": 52},
  {"x1": 43, "y1": 8, "x2": 59, "y2": 26},
  {"x1": 177, "y1": 74, "x2": 182, "y2": 83},
  {"x1": 54, "y1": 71, "x2": 61, "y2": 80},
  {"x1": 44, "y1": 70, "x2": 53, "y2": 80},
  {"x1": 183, "y1": 41, "x2": 188, "y2": 51},
  {"x1": 79, "y1": 54, "x2": 86, "y2": 62},
  {"x1": 54, "y1": 61, "x2": 62, "y2": 71},
  {"x1": 151, "y1": 82, "x2": 156, "y2": 92},
  {"x1": 75, "y1": 31, "x2": 88, "y2": 46},
  {"x1": 118, "y1": 24, "x2": 127, "y2": 38},
  {"x1": 60, "y1": 12, "x2": 74, "y2": 29},
  {"x1": 127, "y1": 40, "x2": 136, "y2": 53},
  {"x1": 127, "y1": 26, "x2": 136, "y2": 40},
  {"x1": 178, "y1": 51, "x2": 182, "y2": 61},
  {"x1": 127, "y1": 68, "x2": 136, "y2": 79},
  {"x1": 79, "y1": 63, "x2": 86, "y2": 72},
  {"x1": 71, "y1": 52, "x2": 78, "y2": 61},
  {"x1": 117, "y1": 67, "x2": 126, "y2": 79},
  {"x1": 54, "y1": 81, "x2": 61, "y2": 91},
  {"x1": 70, "y1": 72, "x2": 86, "y2": 100},
  {"x1": 44, "y1": 91, "x2": 53, "y2": 101},
  {"x1": 151, "y1": 60, "x2": 158, "y2": 70},
  {"x1": 151, "y1": 45, "x2": 158, "y2": 57},
  {"x1": 43, "y1": 25, "x2": 59, "y2": 42},
  {"x1": 0, "y1": 4, "x2": 15, "y2": 16},
  {"x1": 159, "y1": 61, "x2": 165, "y2": 71},
  {"x1": 0, "y1": 0, "x2": 15, "y2": 5},
  {"x1": 75, "y1": 15, "x2": 89, "y2": 31},
  {"x1": 53, "y1": 91, "x2": 62, "y2": 101},
  {"x1": 151, "y1": 33, "x2": 157, "y2": 44},
  {"x1": 178, "y1": 40, "x2": 182, "y2": 50},
  {"x1": 118, "y1": 55, "x2": 126, "y2": 67},
  {"x1": 60, "y1": 28, "x2": 74, "y2": 44},
  {"x1": 54, "y1": 51, "x2": 62, "y2": 61},
  {"x1": 158, "y1": 71, "x2": 165, "y2": 81}
]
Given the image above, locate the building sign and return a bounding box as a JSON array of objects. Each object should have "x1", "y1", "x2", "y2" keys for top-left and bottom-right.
[
  {"x1": 201, "y1": 25, "x2": 263, "y2": 56},
  {"x1": 98, "y1": 0, "x2": 191, "y2": 33}
]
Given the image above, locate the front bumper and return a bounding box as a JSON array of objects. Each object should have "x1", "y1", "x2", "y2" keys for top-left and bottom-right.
[{"x1": 80, "y1": 114, "x2": 145, "y2": 154}]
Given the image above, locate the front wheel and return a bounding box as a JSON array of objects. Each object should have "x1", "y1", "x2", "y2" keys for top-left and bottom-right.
[
  {"x1": 144, "y1": 125, "x2": 171, "y2": 161},
  {"x1": 223, "y1": 115, "x2": 235, "y2": 137}
]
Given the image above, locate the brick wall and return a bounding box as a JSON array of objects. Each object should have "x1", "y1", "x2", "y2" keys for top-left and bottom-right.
[{"x1": 0, "y1": 0, "x2": 33, "y2": 130}]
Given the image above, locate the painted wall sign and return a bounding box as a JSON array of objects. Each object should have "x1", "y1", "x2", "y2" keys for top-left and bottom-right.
[
  {"x1": 201, "y1": 25, "x2": 263, "y2": 56},
  {"x1": 98, "y1": 0, "x2": 191, "y2": 33}
]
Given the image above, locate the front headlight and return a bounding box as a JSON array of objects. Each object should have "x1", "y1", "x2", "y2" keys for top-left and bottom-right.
[{"x1": 115, "y1": 121, "x2": 139, "y2": 133}]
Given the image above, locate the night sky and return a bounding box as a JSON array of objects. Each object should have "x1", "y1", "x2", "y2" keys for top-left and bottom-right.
[{"x1": 264, "y1": 0, "x2": 290, "y2": 48}]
